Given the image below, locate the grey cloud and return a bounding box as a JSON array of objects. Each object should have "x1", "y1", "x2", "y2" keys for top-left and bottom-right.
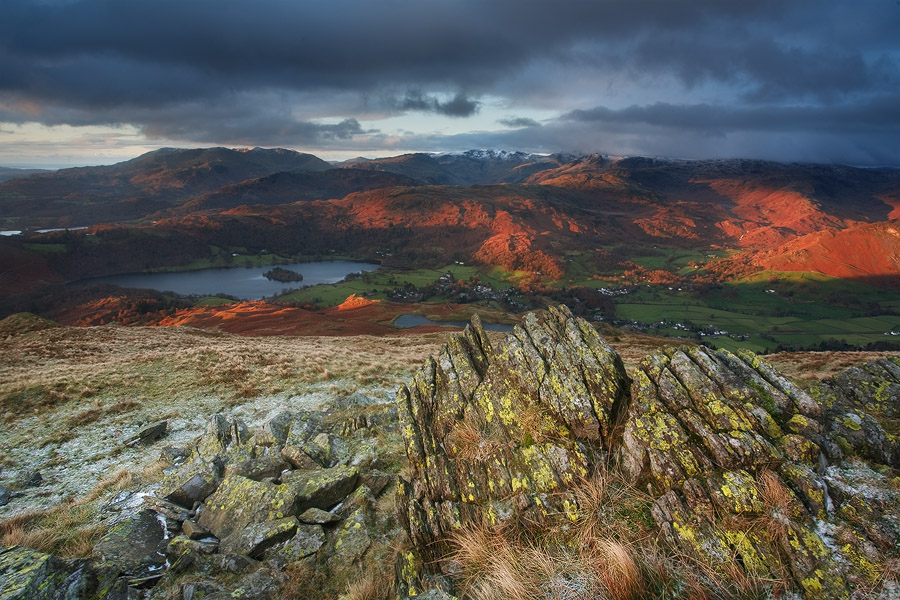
[
  {"x1": 0, "y1": 0, "x2": 897, "y2": 164},
  {"x1": 393, "y1": 91, "x2": 480, "y2": 117},
  {"x1": 562, "y1": 97, "x2": 899, "y2": 135},
  {"x1": 498, "y1": 117, "x2": 541, "y2": 128}
]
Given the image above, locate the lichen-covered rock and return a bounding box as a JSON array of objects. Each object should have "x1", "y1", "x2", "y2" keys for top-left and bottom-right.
[
  {"x1": 219, "y1": 517, "x2": 298, "y2": 558},
  {"x1": 156, "y1": 457, "x2": 221, "y2": 509},
  {"x1": 196, "y1": 475, "x2": 298, "y2": 540},
  {"x1": 198, "y1": 466, "x2": 358, "y2": 541},
  {"x1": 280, "y1": 465, "x2": 359, "y2": 513},
  {"x1": 223, "y1": 456, "x2": 289, "y2": 481},
  {"x1": 298, "y1": 507, "x2": 341, "y2": 524},
  {"x1": 326, "y1": 508, "x2": 372, "y2": 583},
  {"x1": 397, "y1": 306, "x2": 629, "y2": 562},
  {"x1": 0, "y1": 546, "x2": 94, "y2": 600},
  {"x1": 277, "y1": 524, "x2": 326, "y2": 562},
  {"x1": 92, "y1": 509, "x2": 168, "y2": 585},
  {"x1": 124, "y1": 420, "x2": 167, "y2": 447},
  {"x1": 397, "y1": 308, "x2": 900, "y2": 598},
  {"x1": 810, "y1": 358, "x2": 900, "y2": 468}
]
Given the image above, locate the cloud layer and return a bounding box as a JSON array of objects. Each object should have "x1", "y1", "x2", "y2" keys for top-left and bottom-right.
[{"x1": 0, "y1": 0, "x2": 897, "y2": 164}]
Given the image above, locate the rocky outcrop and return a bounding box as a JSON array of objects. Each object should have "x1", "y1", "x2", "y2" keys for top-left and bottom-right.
[
  {"x1": 1, "y1": 392, "x2": 406, "y2": 600},
  {"x1": 620, "y1": 346, "x2": 898, "y2": 598},
  {"x1": 397, "y1": 307, "x2": 900, "y2": 599},
  {"x1": 397, "y1": 306, "x2": 629, "y2": 562}
]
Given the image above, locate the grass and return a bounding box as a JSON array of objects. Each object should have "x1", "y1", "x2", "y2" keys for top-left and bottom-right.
[
  {"x1": 276, "y1": 263, "x2": 516, "y2": 306},
  {"x1": 445, "y1": 465, "x2": 781, "y2": 600},
  {"x1": 0, "y1": 468, "x2": 134, "y2": 558},
  {"x1": 0, "y1": 320, "x2": 448, "y2": 508},
  {"x1": 612, "y1": 271, "x2": 900, "y2": 352}
]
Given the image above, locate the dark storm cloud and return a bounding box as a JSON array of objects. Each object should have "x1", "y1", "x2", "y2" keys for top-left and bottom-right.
[
  {"x1": 499, "y1": 117, "x2": 542, "y2": 128},
  {"x1": 563, "y1": 95, "x2": 900, "y2": 135},
  {"x1": 392, "y1": 91, "x2": 479, "y2": 117},
  {"x1": 0, "y1": 0, "x2": 897, "y2": 163}
]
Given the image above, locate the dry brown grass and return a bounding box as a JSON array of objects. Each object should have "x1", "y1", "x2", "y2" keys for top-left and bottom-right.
[
  {"x1": 0, "y1": 467, "x2": 135, "y2": 558},
  {"x1": 764, "y1": 350, "x2": 898, "y2": 382},
  {"x1": 754, "y1": 469, "x2": 799, "y2": 543},
  {"x1": 0, "y1": 502, "x2": 105, "y2": 558},
  {"x1": 276, "y1": 561, "x2": 326, "y2": 600},
  {"x1": 446, "y1": 463, "x2": 793, "y2": 600},
  {"x1": 344, "y1": 569, "x2": 394, "y2": 600},
  {"x1": 446, "y1": 415, "x2": 500, "y2": 462}
]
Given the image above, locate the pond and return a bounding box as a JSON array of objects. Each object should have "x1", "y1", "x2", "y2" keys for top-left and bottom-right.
[
  {"x1": 82, "y1": 260, "x2": 379, "y2": 300},
  {"x1": 394, "y1": 314, "x2": 515, "y2": 332}
]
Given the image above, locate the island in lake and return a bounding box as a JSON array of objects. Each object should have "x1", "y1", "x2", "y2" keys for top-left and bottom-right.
[{"x1": 262, "y1": 266, "x2": 304, "y2": 283}]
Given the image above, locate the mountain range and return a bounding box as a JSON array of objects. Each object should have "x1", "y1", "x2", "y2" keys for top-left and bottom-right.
[{"x1": 2, "y1": 147, "x2": 899, "y2": 301}]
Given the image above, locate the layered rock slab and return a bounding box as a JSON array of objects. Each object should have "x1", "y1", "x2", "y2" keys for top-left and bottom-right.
[
  {"x1": 397, "y1": 306, "x2": 629, "y2": 560},
  {"x1": 397, "y1": 307, "x2": 900, "y2": 599}
]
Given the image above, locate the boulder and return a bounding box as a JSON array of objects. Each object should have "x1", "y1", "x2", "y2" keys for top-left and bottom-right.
[
  {"x1": 196, "y1": 475, "x2": 298, "y2": 540},
  {"x1": 92, "y1": 509, "x2": 167, "y2": 582},
  {"x1": 157, "y1": 458, "x2": 220, "y2": 509},
  {"x1": 277, "y1": 524, "x2": 326, "y2": 562},
  {"x1": 223, "y1": 456, "x2": 289, "y2": 481},
  {"x1": 397, "y1": 307, "x2": 629, "y2": 559},
  {"x1": 124, "y1": 420, "x2": 167, "y2": 447},
  {"x1": 297, "y1": 508, "x2": 341, "y2": 525},
  {"x1": 281, "y1": 465, "x2": 360, "y2": 513},
  {"x1": 326, "y1": 508, "x2": 372, "y2": 582},
  {"x1": 182, "y1": 520, "x2": 212, "y2": 541},
  {"x1": 219, "y1": 517, "x2": 298, "y2": 558},
  {"x1": 0, "y1": 546, "x2": 95, "y2": 600}
]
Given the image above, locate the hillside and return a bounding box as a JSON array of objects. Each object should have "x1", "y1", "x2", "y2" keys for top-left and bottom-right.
[
  {"x1": 0, "y1": 147, "x2": 330, "y2": 228},
  {"x1": 0, "y1": 167, "x2": 52, "y2": 184},
  {"x1": 1, "y1": 308, "x2": 898, "y2": 598},
  {"x1": 2, "y1": 148, "x2": 900, "y2": 352}
]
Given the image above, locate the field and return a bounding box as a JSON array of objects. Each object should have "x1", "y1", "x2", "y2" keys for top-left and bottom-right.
[{"x1": 275, "y1": 264, "x2": 516, "y2": 306}]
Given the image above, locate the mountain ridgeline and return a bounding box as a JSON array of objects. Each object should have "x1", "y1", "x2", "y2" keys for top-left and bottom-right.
[{"x1": 2, "y1": 146, "x2": 900, "y2": 303}]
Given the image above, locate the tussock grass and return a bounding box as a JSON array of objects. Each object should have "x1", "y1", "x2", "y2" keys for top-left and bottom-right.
[
  {"x1": 447, "y1": 466, "x2": 788, "y2": 600},
  {"x1": 0, "y1": 467, "x2": 135, "y2": 558}
]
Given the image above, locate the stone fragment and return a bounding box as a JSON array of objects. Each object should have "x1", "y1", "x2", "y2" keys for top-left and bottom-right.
[
  {"x1": 297, "y1": 507, "x2": 341, "y2": 524},
  {"x1": 280, "y1": 445, "x2": 318, "y2": 470},
  {"x1": 159, "y1": 446, "x2": 189, "y2": 464},
  {"x1": 92, "y1": 509, "x2": 167, "y2": 579},
  {"x1": 124, "y1": 420, "x2": 167, "y2": 446},
  {"x1": 223, "y1": 456, "x2": 289, "y2": 481},
  {"x1": 219, "y1": 517, "x2": 299, "y2": 558},
  {"x1": 17, "y1": 470, "x2": 42, "y2": 488},
  {"x1": 166, "y1": 535, "x2": 218, "y2": 559},
  {"x1": 181, "y1": 520, "x2": 211, "y2": 541},
  {"x1": 277, "y1": 524, "x2": 326, "y2": 562},
  {"x1": 361, "y1": 471, "x2": 394, "y2": 496}
]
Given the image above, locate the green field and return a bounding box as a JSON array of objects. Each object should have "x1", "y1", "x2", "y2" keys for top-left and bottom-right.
[
  {"x1": 275, "y1": 264, "x2": 516, "y2": 306},
  {"x1": 613, "y1": 272, "x2": 900, "y2": 352}
]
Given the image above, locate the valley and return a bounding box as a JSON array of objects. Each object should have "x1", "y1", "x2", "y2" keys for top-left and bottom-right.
[{"x1": 2, "y1": 147, "x2": 899, "y2": 352}]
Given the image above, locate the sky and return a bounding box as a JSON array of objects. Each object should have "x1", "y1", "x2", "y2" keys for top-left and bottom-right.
[{"x1": 0, "y1": 0, "x2": 898, "y2": 168}]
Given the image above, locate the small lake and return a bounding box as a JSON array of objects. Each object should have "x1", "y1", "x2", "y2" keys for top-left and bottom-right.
[
  {"x1": 394, "y1": 314, "x2": 515, "y2": 332},
  {"x1": 84, "y1": 260, "x2": 379, "y2": 300}
]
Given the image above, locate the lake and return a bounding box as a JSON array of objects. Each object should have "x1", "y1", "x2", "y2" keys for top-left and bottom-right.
[
  {"x1": 84, "y1": 260, "x2": 379, "y2": 300},
  {"x1": 394, "y1": 314, "x2": 515, "y2": 332}
]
